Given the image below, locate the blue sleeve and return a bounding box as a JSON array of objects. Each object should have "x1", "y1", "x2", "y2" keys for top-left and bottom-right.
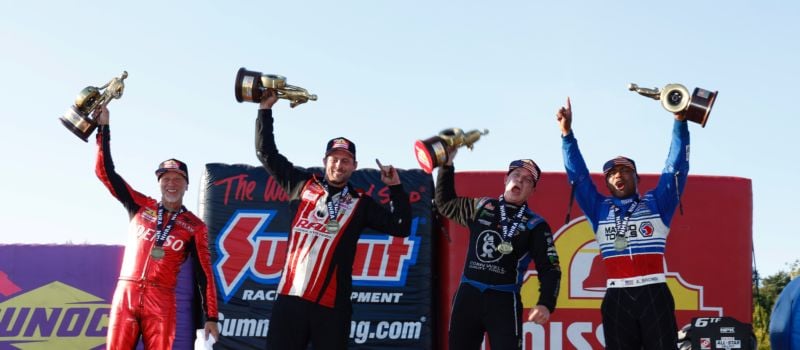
[
  {"x1": 769, "y1": 278, "x2": 800, "y2": 349},
  {"x1": 650, "y1": 120, "x2": 690, "y2": 225},
  {"x1": 562, "y1": 131, "x2": 605, "y2": 230}
]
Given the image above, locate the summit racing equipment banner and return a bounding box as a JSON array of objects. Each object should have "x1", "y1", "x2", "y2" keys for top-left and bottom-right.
[
  {"x1": 0, "y1": 244, "x2": 196, "y2": 350},
  {"x1": 436, "y1": 171, "x2": 752, "y2": 350},
  {"x1": 200, "y1": 164, "x2": 434, "y2": 349}
]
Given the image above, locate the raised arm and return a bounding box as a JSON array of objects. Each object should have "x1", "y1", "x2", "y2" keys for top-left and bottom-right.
[
  {"x1": 433, "y1": 150, "x2": 478, "y2": 227},
  {"x1": 94, "y1": 106, "x2": 148, "y2": 218},
  {"x1": 651, "y1": 115, "x2": 690, "y2": 224},
  {"x1": 365, "y1": 182, "x2": 412, "y2": 238},
  {"x1": 557, "y1": 98, "x2": 605, "y2": 227},
  {"x1": 254, "y1": 89, "x2": 311, "y2": 197}
]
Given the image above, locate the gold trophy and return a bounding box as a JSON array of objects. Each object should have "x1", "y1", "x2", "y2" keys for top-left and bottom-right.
[
  {"x1": 235, "y1": 67, "x2": 317, "y2": 108},
  {"x1": 414, "y1": 128, "x2": 489, "y2": 173},
  {"x1": 59, "y1": 71, "x2": 128, "y2": 142},
  {"x1": 628, "y1": 83, "x2": 718, "y2": 127}
]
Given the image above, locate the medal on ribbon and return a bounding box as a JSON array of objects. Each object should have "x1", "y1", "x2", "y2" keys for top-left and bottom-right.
[
  {"x1": 323, "y1": 182, "x2": 348, "y2": 235},
  {"x1": 497, "y1": 195, "x2": 527, "y2": 255},
  {"x1": 326, "y1": 220, "x2": 340, "y2": 234},
  {"x1": 151, "y1": 246, "x2": 165, "y2": 259},
  {"x1": 151, "y1": 204, "x2": 185, "y2": 260},
  {"x1": 614, "y1": 234, "x2": 628, "y2": 251},
  {"x1": 497, "y1": 241, "x2": 514, "y2": 255},
  {"x1": 612, "y1": 200, "x2": 639, "y2": 252}
]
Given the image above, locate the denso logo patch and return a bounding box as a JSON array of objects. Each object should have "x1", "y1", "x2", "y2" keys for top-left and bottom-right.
[
  {"x1": 214, "y1": 210, "x2": 421, "y2": 302},
  {"x1": 0, "y1": 281, "x2": 109, "y2": 349}
]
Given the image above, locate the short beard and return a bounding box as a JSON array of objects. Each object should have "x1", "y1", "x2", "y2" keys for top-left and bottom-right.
[{"x1": 326, "y1": 177, "x2": 347, "y2": 188}]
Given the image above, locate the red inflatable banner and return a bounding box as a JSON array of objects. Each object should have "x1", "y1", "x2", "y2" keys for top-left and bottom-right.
[{"x1": 437, "y1": 172, "x2": 752, "y2": 349}]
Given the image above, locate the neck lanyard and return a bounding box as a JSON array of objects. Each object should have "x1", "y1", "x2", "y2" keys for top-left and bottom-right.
[
  {"x1": 498, "y1": 195, "x2": 527, "y2": 242},
  {"x1": 322, "y1": 181, "x2": 348, "y2": 234},
  {"x1": 611, "y1": 200, "x2": 639, "y2": 251},
  {"x1": 154, "y1": 204, "x2": 185, "y2": 247}
]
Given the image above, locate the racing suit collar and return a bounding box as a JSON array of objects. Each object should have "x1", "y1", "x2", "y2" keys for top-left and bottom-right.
[
  {"x1": 313, "y1": 174, "x2": 349, "y2": 196},
  {"x1": 611, "y1": 194, "x2": 640, "y2": 209}
]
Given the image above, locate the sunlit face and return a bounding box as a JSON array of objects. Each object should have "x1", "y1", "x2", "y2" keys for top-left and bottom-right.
[
  {"x1": 159, "y1": 172, "x2": 188, "y2": 206},
  {"x1": 605, "y1": 165, "x2": 638, "y2": 198},
  {"x1": 503, "y1": 167, "x2": 536, "y2": 205},
  {"x1": 323, "y1": 150, "x2": 357, "y2": 187}
]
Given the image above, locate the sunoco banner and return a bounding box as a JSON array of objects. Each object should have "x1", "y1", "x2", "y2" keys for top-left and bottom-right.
[
  {"x1": 200, "y1": 163, "x2": 434, "y2": 349},
  {"x1": 0, "y1": 244, "x2": 196, "y2": 349}
]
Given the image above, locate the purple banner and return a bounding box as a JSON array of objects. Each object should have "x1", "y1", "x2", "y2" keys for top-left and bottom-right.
[{"x1": 0, "y1": 244, "x2": 196, "y2": 349}]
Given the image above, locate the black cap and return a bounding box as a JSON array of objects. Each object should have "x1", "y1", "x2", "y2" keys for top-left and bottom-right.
[
  {"x1": 325, "y1": 137, "x2": 356, "y2": 160},
  {"x1": 155, "y1": 158, "x2": 189, "y2": 183}
]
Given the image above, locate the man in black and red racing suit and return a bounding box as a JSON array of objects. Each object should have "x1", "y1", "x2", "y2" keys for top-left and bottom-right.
[
  {"x1": 255, "y1": 90, "x2": 411, "y2": 350},
  {"x1": 94, "y1": 106, "x2": 219, "y2": 349},
  {"x1": 436, "y1": 152, "x2": 561, "y2": 350}
]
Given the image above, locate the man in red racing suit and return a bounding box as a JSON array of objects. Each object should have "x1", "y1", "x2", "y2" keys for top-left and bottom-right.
[
  {"x1": 255, "y1": 90, "x2": 411, "y2": 349},
  {"x1": 94, "y1": 106, "x2": 219, "y2": 349}
]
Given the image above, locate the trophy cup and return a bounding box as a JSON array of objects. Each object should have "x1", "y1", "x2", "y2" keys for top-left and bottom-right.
[
  {"x1": 628, "y1": 83, "x2": 718, "y2": 127},
  {"x1": 59, "y1": 71, "x2": 128, "y2": 142},
  {"x1": 234, "y1": 67, "x2": 317, "y2": 108},
  {"x1": 414, "y1": 128, "x2": 489, "y2": 173}
]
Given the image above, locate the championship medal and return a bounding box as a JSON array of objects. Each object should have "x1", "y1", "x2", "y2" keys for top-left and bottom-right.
[
  {"x1": 614, "y1": 234, "x2": 628, "y2": 251},
  {"x1": 323, "y1": 182, "x2": 348, "y2": 235},
  {"x1": 611, "y1": 201, "x2": 639, "y2": 252},
  {"x1": 326, "y1": 220, "x2": 340, "y2": 234},
  {"x1": 151, "y1": 246, "x2": 165, "y2": 259},
  {"x1": 497, "y1": 195, "x2": 527, "y2": 256},
  {"x1": 153, "y1": 204, "x2": 184, "y2": 260},
  {"x1": 497, "y1": 241, "x2": 514, "y2": 255}
]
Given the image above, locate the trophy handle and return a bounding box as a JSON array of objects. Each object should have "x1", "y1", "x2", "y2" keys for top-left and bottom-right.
[
  {"x1": 628, "y1": 83, "x2": 661, "y2": 100},
  {"x1": 281, "y1": 84, "x2": 318, "y2": 108},
  {"x1": 438, "y1": 128, "x2": 464, "y2": 149},
  {"x1": 462, "y1": 129, "x2": 489, "y2": 150}
]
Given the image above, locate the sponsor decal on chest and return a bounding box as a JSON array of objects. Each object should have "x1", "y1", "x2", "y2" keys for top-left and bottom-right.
[
  {"x1": 638, "y1": 221, "x2": 654, "y2": 237},
  {"x1": 141, "y1": 208, "x2": 157, "y2": 222},
  {"x1": 175, "y1": 219, "x2": 195, "y2": 233}
]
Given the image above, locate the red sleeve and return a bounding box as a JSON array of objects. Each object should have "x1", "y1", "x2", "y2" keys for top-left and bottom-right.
[{"x1": 193, "y1": 220, "x2": 218, "y2": 320}]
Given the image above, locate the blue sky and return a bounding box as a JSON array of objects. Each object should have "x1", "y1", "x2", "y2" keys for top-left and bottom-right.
[{"x1": 1, "y1": 1, "x2": 797, "y2": 277}]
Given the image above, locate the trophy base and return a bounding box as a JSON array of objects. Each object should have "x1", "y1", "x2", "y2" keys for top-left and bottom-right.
[
  {"x1": 414, "y1": 137, "x2": 449, "y2": 174},
  {"x1": 235, "y1": 67, "x2": 263, "y2": 103},
  {"x1": 685, "y1": 88, "x2": 717, "y2": 128},
  {"x1": 59, "y1": 106, "x2": 96, "y2": 142}
]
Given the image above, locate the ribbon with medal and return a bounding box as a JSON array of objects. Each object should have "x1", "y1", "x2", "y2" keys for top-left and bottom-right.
[
  {"x1": 151, "y1": 204, "x2": 186, "y2": 259},
  {"x1": 323, "y1": 182, "x2": 348, "y2": 235},
  {"x1": 611, "y1": 200, "x2": 639, "y2": 251},
  {"x1": 497, "y1": 195, "x2": 527, "y2": 255}
]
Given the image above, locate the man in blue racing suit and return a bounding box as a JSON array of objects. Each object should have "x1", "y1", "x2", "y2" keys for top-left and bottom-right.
[{"x1": 556, "y1": 97, "x2": 690, "y2": 349}]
